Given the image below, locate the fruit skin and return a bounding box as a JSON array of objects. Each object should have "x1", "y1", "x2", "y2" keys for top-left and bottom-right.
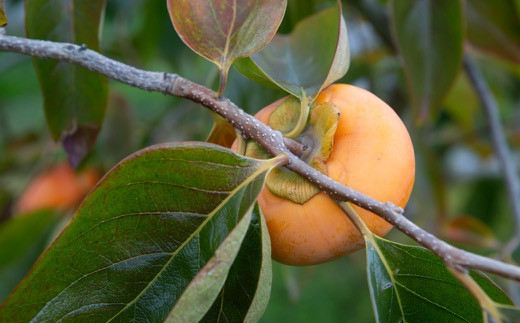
[
  {"x1": 16, "y1": 163, "x2": 99, "y2": 214},
  {"x1": 253, "y1": 84, "x2": 415, "y2": 265}
]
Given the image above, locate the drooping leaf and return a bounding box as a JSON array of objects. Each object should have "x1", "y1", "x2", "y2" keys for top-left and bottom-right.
[
  {"x1": 0, "y1": 0, "x2": 7, "y2": 27},
  {"x1": 201, "y1": 204, "x2": 272, "y2": 322},
  {"x1": 26, "y1": 0, "x2": 108, "y2": 167},
  {"x1": 167, "y1": 0, "x2": 287, "y2": 96},
  {"x1": 0, "y1": 210, "x2": 60, "y2": 303},
  {"x1": 366, "y1": 235, "x2": 513, "y2": 323},
  {"x1": 389, "y1": 0, "x2": 463, "y2": 123},
  {"x1": 206, "y1": 114, "x2": 236, "y2": 148},
  {"x1": 235, "y1": 1, "x2": 349, "y2": 99},
  {"x1": 466, "y1": 0, "x2": 520, "y2": 64},
  {"x1": 0, "y1": 143, "x2": 280, "y2": 322}
]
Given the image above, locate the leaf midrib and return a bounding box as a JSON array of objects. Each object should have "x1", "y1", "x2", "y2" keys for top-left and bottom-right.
[{"x1": 104, "y1": 160, "x2": 275, "y2": 322}]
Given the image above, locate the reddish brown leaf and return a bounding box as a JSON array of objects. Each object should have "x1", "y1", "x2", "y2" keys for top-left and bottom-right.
[
  {"x1": 442, "y1": 216, "x2": 499, "y2": 248},
  {"x1": 167, "y1": 0, "x2": 287, "y2": 95}
]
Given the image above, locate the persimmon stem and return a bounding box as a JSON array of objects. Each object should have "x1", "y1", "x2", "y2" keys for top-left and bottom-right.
[{"x1": 2, "y1": 34, "x2": 520, "y2": 282}]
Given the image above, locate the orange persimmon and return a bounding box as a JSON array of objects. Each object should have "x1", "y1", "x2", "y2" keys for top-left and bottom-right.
[
  {"x1": 244, "y1": 84, "x2": 415, "y2": 265},
  {"x1": 16, "y1": 162, "x2": 99, "y2": 214}
]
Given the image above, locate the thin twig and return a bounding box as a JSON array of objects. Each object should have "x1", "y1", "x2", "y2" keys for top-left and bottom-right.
[
  {"x1": 464, "y1": 54, "x2": 520, "y2": 256},
  {"x1": 2, "y1": 34, "x2": 520, "y2": 281}
]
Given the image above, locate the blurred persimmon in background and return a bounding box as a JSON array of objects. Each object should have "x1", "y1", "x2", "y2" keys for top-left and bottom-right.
[{"x1": 16, "y1": 163, "x2": 99, "y2": 214}]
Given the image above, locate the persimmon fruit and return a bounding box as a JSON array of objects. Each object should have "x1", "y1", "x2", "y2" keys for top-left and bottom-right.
[
  {"x1": 242, "y1": 84, "x2": 415, "y2": 265},
  {"x1": 16, "y1": 162, "x2": 99, "y2": 214}
]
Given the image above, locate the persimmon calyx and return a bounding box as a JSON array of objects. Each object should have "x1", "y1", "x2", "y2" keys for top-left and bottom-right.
[{"x1": 247, "y1": 96, "x2": 340, "y2": 204}]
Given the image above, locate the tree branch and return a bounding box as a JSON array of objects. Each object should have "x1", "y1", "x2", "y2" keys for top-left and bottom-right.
[
  {"x1": 464, "y1": 54, "x2": 520, "y2": 256},
  {"x1": 2, "y1": 34, "x2": 520, "y2": 281}
]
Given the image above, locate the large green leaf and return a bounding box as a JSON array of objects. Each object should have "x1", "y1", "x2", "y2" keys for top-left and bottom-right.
[
  {"x1": 0, "y1": 143, "x2": 279, "y2": 322},
  {"x1": 389, "y1": 0, "x2": 463, "y2": 122},
  {"x1": 366, "y1": 235, "x2": 514, "y2": 323},
  {"x1": 0, "y1": 210, "x2": 60, "y2": 303},
  {"x1": 26, "y1": 0, "x2": 108, "y2": 166},
  {"x1": 0, "y1": 0, "x2": 7, "y2": 27},
  {"x1": 235, "y1": 1, "x2": 349, "y2": 99},
  {"x1": 466, "y1": 0, "x2": 520, "y2": 64},
  {"x1": 167, "y1": 0, "x2": 287, "y2": 95},
  {"x1": 201, "y1": 204, "x2": 272, "y2": 322}
]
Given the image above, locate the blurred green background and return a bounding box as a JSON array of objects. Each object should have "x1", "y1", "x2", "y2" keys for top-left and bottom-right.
[{"x1": 1, "y1": 0, "x2": 519, "y2": 321}]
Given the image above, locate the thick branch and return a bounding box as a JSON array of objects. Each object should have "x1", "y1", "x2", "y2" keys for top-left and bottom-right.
[
  {"x1": 464, "y1": 54, "x2": 520, "y2": 253},
  {"x1": 2, "y1": 34, "x2": 520, "y2": 281}
]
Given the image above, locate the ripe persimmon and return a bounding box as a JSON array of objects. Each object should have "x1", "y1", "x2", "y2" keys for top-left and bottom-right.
[
  {"x1": 16, "y1": 162, "x2": 99, "y2": 214},
  {"x1": 239, "y1": 84, "x2": 415, "y2": 265}
]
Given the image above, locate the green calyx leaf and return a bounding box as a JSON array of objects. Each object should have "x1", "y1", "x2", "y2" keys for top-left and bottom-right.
[
  {"x1": 247, "y1": 98, "x2": 340, "y2": 204},
  {"x1": 268, "y1": 97, "x2": 301, "y2": 134}
]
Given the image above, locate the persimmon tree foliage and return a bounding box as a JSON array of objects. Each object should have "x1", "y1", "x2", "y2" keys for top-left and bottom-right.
[{"x1": 0, "y1": 0, "x2": 520, "y2": 322}]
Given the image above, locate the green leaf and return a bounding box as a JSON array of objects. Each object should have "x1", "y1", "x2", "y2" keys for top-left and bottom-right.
[
  {"x1": 366, "y1": 236, "x2": 513, "y2": 323},
  {"x1": 167, "y1": 0, "x2": 287, "y2": 96},
  {"x1": 201, "y1": 204, "x2": 272, "y2": 322},
  {"x1": 466, "y1": 0, "x2": 520, "y2": 64},
  {"x1": 235, "y1": 1, "x2": 349, "y2": 99},
  {"x1": 0, "y1": 210, "x2": 60, "y2": 303},
  {"x1": 389, "y1": 0, "x2": 463, "y2": 123},
  {"x1": 26, "y1": 0, "x2": 108, "y2": 167},
  {"x1": 0, "y1": 142, "x2": 279, "y2": 322},
  {"x1": 0, "y1": 0, "x2": 7, "y2": 27}
]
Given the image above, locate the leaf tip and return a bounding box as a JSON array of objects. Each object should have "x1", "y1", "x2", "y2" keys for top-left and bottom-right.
[{"x1": 62, "y1": 125, "x2": 99, "y2": 168}]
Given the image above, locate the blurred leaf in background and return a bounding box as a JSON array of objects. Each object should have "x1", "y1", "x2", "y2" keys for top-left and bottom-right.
[
  {"x1": 0, "y1": 210, "x2": 61, "y2": 303},
  {"x1": 25, "y1": 0, "x2": 108, "y2": 167}
]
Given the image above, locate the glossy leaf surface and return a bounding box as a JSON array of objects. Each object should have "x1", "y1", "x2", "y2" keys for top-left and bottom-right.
[
  {"x1": 0, "y1": 211, "x2": 60, "y2": 303},
  {"x1": 167, "y1": 0, "x2": 287, "y2": 95},
  {"x1": 390, "y1": 0, "x2": 463, "y2": 122},
  {"x1": 466, "y1": 0, "x2": 520, "y2": 63},
  {"x1": 235, "y1": 2, "x2": 349, "y2": 99},
  {"x1": 0, "y1": 143, "x2": 276, "y2": 322},
  {"x1": 366, "y1": 236, "x2": 513, "y2": 323},
  {"x1": 201, "y1": 204, "x2": 272, "y2": 322},
  {"x1": 25, "y1": 0, "x2": 108, "y2": 166}
]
